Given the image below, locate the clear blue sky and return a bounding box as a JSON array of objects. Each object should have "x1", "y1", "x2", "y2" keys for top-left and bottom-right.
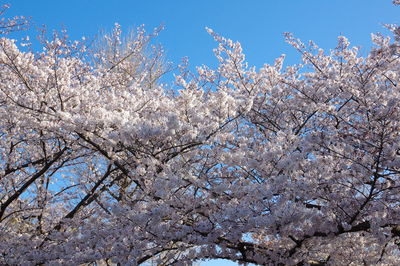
[
  {"x1": 6, "y1": 1, "x2": 399, "y2": 70},
  {"x1": 5, "y1": 1, "x2": 398, "y2": 265}
]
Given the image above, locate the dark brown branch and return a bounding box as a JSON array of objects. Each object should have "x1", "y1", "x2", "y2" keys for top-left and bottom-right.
[
  {"x1": 0, "y1": 147, "x2": 67, "y2": 221},
  {"x1": 53, "y1": 164, "x2": 115, "y2": 231}
]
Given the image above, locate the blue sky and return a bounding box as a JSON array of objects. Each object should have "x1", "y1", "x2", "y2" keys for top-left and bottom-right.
[
  {"x1": 5, "y1": 1, "x2": 399, "y2": 265},
  {"x1": 6, "y1": 1, "x2": 399, "y2": 70}
]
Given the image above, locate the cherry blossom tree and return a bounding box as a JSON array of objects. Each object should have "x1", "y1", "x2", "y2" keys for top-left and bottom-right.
[{"x1": 1, "y1": 2, "x2": 400, "y2": 265}]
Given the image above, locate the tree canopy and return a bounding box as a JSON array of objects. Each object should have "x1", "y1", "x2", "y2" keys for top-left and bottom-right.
[{"x1": 1, "y1": 2, "x2": 400, "y2": 265}]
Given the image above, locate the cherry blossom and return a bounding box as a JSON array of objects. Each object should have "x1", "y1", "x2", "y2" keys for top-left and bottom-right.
[{"x1": 1, "y1": 2, "x2": 400, "y2": 265}]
